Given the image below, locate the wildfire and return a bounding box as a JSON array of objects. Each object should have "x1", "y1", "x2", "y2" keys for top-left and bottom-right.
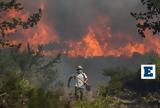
[
  {"x1": 3, "y1": 0, "x2": 59, "y2": 50},
  {"x1": 66, "y1": 29, "x2": 104, "y2": 57},
  {"x1": 2, "y1": 1, "x2": 160, "y2": 58},
  {"x1": 143, "y1": 29, "x2": 160, "y2": 55},
  {"x1": 22, "y1": 21, "x2": 59, "y2": 47},
  {"x1": 7, "y1": 9, "x2": 28, "y2": 20},
  {"x1": 65, "y1": 30, "x2": 145, "y2": 58},
  {"x1": 0, "y1": 7, "x2": 28, "y2": 35},
  {"x1": 64, "y1": 17, "x2": 146, "y2": 58},
  {"x1": 21, "y1": 0, "x2": 59, "y2": 48}
]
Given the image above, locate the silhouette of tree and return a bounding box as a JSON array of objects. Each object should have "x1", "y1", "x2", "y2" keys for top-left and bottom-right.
[
  {"x1": 0, "y1": 0, "x2": 42, "y2": 47},
  {"x1": 131, "y1": 0, "x2": 160, "y2": 37}
]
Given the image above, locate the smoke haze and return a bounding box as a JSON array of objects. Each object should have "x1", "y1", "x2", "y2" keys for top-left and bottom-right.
[{"x1": 6, "y1": 0, "x2": 159, "y2": 88}]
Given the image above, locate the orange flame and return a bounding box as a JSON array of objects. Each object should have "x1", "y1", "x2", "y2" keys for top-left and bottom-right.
[
  {"x1": 64, "y1": 16, "x2": 146, "y2": 58},
  {"x1": 5, "y1": 0, "x2": 59, "y2": 51},
  {"x1": 65, "y1": 30, "x2": 145, "y2": 58},
  {"x1": 3, "y1": 2, "x2": 160, "y2": 58},
  {"x1": 22, "y1": 21, "x2": 59, "y2": 47},
  {"x1": 66, "y1": 28, "x2": 104, "y2": 57},
  {"x1": 143, "y1": 29, "x2": 160, "y2": 55},
  {"x1": 21, "y1": 0, "x2": 59, "y2": 48},
  {"x1": 1, "y1": 8, "x2": 28, "y2": 35},
  {"x1": 7, "y1": 9, "x2": 28, "y2": 20}
]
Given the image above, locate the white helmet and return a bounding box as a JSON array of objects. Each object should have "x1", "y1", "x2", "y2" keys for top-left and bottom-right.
[{"x1": 77, "y1": 65, "x2": 83, "y2": 70}]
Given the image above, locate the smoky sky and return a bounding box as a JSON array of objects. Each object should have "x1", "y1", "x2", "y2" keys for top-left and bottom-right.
[
  {"x1": 44, "y1": 0, "x2": 141, "y2": 40},
  {"x1": 15, "y1": 0, "x2": 151, "y2": 89},
  {"x1": 43, "y1": 0, "x2": 148, "y2": 88}
]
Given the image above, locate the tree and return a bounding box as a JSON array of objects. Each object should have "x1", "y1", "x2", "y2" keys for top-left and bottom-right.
[
  {"x1": 0, "y1": 0, "x2": 61, "y2": 88},
  {"x1": 103, "y1": 68, "x2": 135, "y2": 97},
  {"x1": 0, "y1": 37, "x2": 61, "y2": 88},
  {"x1": 131, "y1": 0, "x2": 160, "y2": 37},
  {"x1": 147, "y1": 52, "x2": 160, "y2": 80},
  {"x1": 0, "y1": 1, "x2": 63, "y2": 108},
  {"x1": 0, "y1": 0, "x2": 42, "y2": 47}
]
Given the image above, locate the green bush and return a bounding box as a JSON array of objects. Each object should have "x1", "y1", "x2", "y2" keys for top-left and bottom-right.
[
  {"x1": 0, "y1": 72, "x2": 62, "y2": 108},
  {"x1": 73, "y1": 97, "x2": 122, "y2": 108}
]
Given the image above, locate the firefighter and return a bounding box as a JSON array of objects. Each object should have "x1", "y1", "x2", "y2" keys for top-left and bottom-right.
[{"x1": 67, "y1": 65, "x2": 88, "y2": 100}]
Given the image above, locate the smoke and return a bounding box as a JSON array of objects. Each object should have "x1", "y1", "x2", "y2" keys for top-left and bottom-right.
[
  {"x1": 45, "y1": 0, "x2": 141, "y2": 40},
  {"x1": 56, "y1": 53, "x2": 149, "y2": 90},
  {"x1": 8, "y1": 0, "x2": 155, "y2": 58},
  {"x1": 4, "y1": 0, "x2": 158, "y2": 90}
]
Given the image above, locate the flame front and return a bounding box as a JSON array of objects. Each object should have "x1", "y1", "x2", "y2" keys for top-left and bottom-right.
[
  {"x1": 65, "y1": 17, "x2": 145, "y2": 58},
  {"x1": 3, "y1": 1, "x2": 160, "y2": 58},
  {"x1": 4, "y1": 0, "x2": 59, "y2": 49},
  {"x1": 22, "y1": 21, "x2": 59, "y2": 47},
  {"x1": 66, "y1": 29, "x2": 104, "y2": 57},
  {"x1": 65, "y1": 30, "x2": 145, "y2": 58}
]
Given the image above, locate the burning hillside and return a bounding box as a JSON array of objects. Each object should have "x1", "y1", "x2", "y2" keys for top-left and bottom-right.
[
  {"x1": 2, "y1": 0, "x2": 160, "y2": 58},
  {"x1": 64, "y1": 16, "x2": 145, "y2": 58}
]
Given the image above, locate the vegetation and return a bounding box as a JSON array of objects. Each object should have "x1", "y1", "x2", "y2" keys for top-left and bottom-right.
[
  {"x1": 0, "y1": 44, "x2": 63, "y2": 107},
  {"x1": 72, "y1": 52, "x2": 160, "y2": 108},
  {"x1": 0, "y1": 72, "x2": 62, "y2": 108},
  {"x1": 0, "y1": 0, "x2": 63, "y2": 108},
  {"x1": 0, "y1": 0, "x2": 42, "y2": 36},
  {"x1": 131, "y1": 0, "x2": 160, "y2": 37},
  {"x1": 72, "y1": 66, "x2": 160, "y2": 108},
  {"x1": 0, "y1": 0, "x2": 160, "y2": 108}
]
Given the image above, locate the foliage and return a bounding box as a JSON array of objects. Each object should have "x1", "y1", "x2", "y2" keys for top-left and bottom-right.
[
  {"x1": 0, "y1": 0, "x2": 42, "y2": 47},
  {"x1": 0, "y1": 1, "x2": 63, "y2": 108},
  {"x1": 0, "y1": 0, "x2": 42, "y2": 36},
  {"x1": 73, "y1": 96, "x2": 128, "y2": 108},
  {"x1": 0, "y1": 44, "x2": 61, "y2": 107},
  {"x1": 131, "y1": 0, "x2": 160, "y2": 37},
  {"x1": 147, "y1": 52, "x2": 160, "y2": 80},
  {"x1": 148, "y1": 51, "x2": 160, "y2": 64},
  {"x1": 97, "y1": 59, "x2": 160, "y2": 107},
  {"x1": 27, "y1": 88, "x2": 60, "y2": 108},
  {"x1": 0, "y1": 72, "x2": 62, "y2": 108},
  {"x1": 102, "y1": 66, "x2": 160, "y2": 96},
  {"x1": 102, "y1": 68, "x2": 135, "y2": 97},
  {"x1": 0, "y1": 45, "x2": 61, "y2": 88}
]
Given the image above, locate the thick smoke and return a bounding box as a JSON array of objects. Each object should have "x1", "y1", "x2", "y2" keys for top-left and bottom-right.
[
  {"x1": 10, "y1": 0, "x2": 152, "y2": 89},
  {"x1": 45, "y1": 0, "x2": 141, "y2": 40},
  {"x1": 13, "y1": 0, "x2": 146, "y2": 55}
]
